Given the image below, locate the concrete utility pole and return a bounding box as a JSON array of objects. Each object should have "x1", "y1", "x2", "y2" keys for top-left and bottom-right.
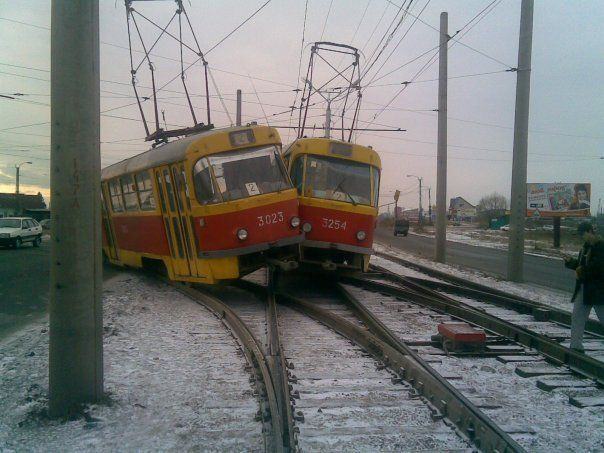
[
  {"x1": 435, "y1": 11, "x2": 448, "y2": 263},
  {"x1": 324, "y1": 96, "x2": 332, "y2": 138},
  {"x1": 427, "y1": 186, "x2": 432, "y2": 221},
  {"x1": 15, "y1": 161, "x2": 32, "y2": 194},
  {"x1": 507, "y1": 0, "x2": 534, "y2": 282},
  {"x1": 49, "y1": 0, "x2": 103, "y2": 417},
  {"x1": 407, "y1": 174, "x2": 423, "y2": 226},
  {"x1": 236, "y1": 89, "x2": 242, "y2": 126}
]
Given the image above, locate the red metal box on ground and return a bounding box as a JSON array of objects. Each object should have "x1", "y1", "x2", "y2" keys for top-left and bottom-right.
[{"x1": 438, "y1": 322, "x2": 486, "y2": 344}]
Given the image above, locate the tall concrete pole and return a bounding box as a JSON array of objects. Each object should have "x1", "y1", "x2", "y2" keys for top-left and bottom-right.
[
  {"x1": 325, "y1": 98, "x2": 332, "y2": 138},
  {"x1": 49, "y1": 0, "x2": 103, "y2": 417},
  {"x1": 15, "y1": 166, "x2": 20, "y2": 194},
  {"x1": 507, "y1": 0, "x2": 534, "y2": 282},
  {"x1": 236, "y1": 89, "x2": 242, "y2": 126},
  {"x1": 418, "y1": 177, "x2": 423, "y2": 226},
  {"x1": 435, "y1": 11, "x2": 448, "y2": 263}
]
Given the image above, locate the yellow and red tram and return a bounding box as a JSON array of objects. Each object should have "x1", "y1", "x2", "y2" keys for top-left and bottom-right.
[
  {"x1": 101, "y1": 125, "x2": 302, "y2": 284},
  {"x1": 283, "y1": 138, "x2": 381, "y2": 271}
]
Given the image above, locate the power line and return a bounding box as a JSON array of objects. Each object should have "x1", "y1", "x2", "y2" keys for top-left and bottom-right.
[{"x1": 319, "y1": 0, "x2": 335, "y2": 41}]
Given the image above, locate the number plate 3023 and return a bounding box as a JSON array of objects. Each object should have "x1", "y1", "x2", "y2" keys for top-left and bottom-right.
[{"x1": 257, "y1": 211, "x2": 284, "y2": 227}]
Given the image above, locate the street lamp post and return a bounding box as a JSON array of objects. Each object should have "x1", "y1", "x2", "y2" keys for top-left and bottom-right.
[
  {"x1": 407, "y1": 174, "x2": 423, "y2": 226},
  {"x1": 15, "y1": 161, "x2": 32, "y2": 194}
]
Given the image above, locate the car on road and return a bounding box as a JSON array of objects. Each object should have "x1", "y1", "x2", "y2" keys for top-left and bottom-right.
[
  {"x1": 394, "y1": 218, "x2": 410, "y2": 236},
  {"x1": 0, "y1": 217, "x2": 43, "y2": 248},
  {"x1": 500, "y1": 224, "x2": 510, "y2": 231}
]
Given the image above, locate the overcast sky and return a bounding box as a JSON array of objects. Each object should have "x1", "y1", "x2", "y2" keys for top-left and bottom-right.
[{"x1": 0, "y1": 0, "x2": 602, "y2": 213}]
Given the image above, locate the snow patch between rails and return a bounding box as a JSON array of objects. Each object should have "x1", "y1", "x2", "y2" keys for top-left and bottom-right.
[{"x1": 0, "y1": 272, "x2": 263, "y2": 451}]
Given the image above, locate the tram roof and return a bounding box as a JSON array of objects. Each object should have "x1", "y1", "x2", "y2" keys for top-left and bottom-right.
[
  {"x1": 101, "y1": 125, "x2": 279, "y2": 181},
  {"x1": 283, "y1": 137, "x2": 381, "y2": 168}
]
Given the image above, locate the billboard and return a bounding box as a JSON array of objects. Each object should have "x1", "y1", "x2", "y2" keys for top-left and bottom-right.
[{"x1": 526, "y1": 183, "x2": 591, "y2": 218}]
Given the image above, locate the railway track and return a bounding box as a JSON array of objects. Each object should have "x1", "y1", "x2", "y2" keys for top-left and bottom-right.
[
  {"x1": 362, "y1": 256, "x2": 604, "y2": 387},
  {"x1": 374, "y1": 250, "x2": 604, "y2": 337},
  {"x1": 239, "y1": 275, "x2": 519, "y2": 452},
  {"x1": 169, "y1": 276, "x2": 292, "y2": 452},
  {"x1": 153, "y1": 256, "x2": 604, "y2": 451}
]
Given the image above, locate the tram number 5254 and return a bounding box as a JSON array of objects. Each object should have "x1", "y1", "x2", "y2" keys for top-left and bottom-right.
[
  {"x1": 322, "y1": 218, "x2": 347, "y2": 230},
  {"x1": 258, "y1": 211, "x2": 284, "y2": 227}
]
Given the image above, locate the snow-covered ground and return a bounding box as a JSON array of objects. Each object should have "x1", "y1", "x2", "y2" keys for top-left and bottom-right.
[
  {"x1": 1, "y1": 272, "x2": 263, "y2": 451},
  {"x1": 372, "y1": 242, "x2": 575, "y2": 315},
  {"x1": 408, "y1": 225, "x2": 579, "y2": 259}
]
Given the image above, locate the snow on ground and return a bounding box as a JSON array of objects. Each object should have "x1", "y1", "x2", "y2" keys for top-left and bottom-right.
[
  {"x1": 0, "y1": 272, "x2": 263, "y2": 452},
  {"x1": 409, "y1": 225, "x2": 579, "y2": 259},
  {"x1": 372, "y1": 242, "x2": 576, "y2": 315}
]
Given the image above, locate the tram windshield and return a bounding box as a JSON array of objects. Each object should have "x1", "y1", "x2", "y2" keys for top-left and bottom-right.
[
  {"x1": 301, "y1": 155, "x2": 377, "y2": 206},
  {"x1": 193, "y1": 145, "x2": 291, "y2": 203}
]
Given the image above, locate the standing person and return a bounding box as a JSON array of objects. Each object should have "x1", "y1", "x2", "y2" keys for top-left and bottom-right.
[{"x1": 564, "y1": 222, "x2": 604, "y2": 352}]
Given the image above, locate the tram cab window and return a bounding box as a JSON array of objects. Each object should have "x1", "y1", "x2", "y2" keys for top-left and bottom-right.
[
  {"x1": 371, "y1": 167, "x2": 380, "y2": 207},
  {"x1": 109, "y1": 179, "x2": 124, "y2": 212},
  {"x1": 120, "y1": 175, "x2": 139, "y2": 211},
  {"x1": 192, "y1": 157, "x2": 220, "y2": 204},
  {"x1": 135, "y1": 171, "x2": 156, "y2": 211},
  {"x1": 290, "y1": 156, "x2": 304, "y2": 194},
  {"x1": 304, "y1": 155, "x2": 373, "y2": 206},
  {"x1": 193, "y1": 146, "x2": 291, "y2": 203}
]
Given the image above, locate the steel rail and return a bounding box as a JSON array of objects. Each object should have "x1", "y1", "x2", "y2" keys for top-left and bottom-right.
[
  {"x1": 344, "y1": 270, "x2": 604, "y2": 385},
  {"x1": 373, "y1": 250, "x2": 604, "y2": 336},
  {"x1": 169, "y1": 281, "x2": 285, "y2": 453},
  {"x1": 238, "y1": 279, "x2": 523, "y2": 452},
  {"x1": 371, "y1": 265, "x2": 604, "y2": 336}
]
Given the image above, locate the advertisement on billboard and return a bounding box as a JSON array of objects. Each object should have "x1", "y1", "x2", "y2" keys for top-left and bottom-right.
[{"x1": 526, "y1": 183, "x2": 591, "y2": 217}]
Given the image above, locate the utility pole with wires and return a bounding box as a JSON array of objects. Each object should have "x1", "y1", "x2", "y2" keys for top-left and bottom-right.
[
  {"x1": 407, "y1": 174, "x2": 423, "y2": 226},
  {"x1": 236, "y1": 89, "x2": 242, "y2": 126},
  {"x1": 435, "y1": 11, "x2": 448, "y2": 263},
  {"x1": 49, "y1": 0, "x2": 103, "y2": 417},
  {"x1": 15, "y1": 161, "x2": 32, "y2": 194},
  {"x1": 507, "y1": 0, "x2": 534, "y2": 282}
]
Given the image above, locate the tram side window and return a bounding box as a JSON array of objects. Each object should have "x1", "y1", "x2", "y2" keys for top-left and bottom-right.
[
  {"x1": 109, "y1": 179, "x2": 124, "y2": 212},
  {"x1": 290, "y1": 156, "x2": 304, "y2": 194},
  {"x1": 135, "y1": 171, "x2": 156, "y2": 211},
  {"x1": 192, "y1": 157, "x2": 220, "y2": 204},
  {"x1": 120, "y1": 175, "x2": 139, "y2": 211},
  {"x1": 371, "y1": 167, "x2": 380, "y2": 207}
]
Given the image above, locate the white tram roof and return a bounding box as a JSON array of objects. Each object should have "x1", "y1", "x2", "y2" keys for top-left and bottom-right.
[{"x1": 102, "y1": 125, "x2": 259, "y2": 181}]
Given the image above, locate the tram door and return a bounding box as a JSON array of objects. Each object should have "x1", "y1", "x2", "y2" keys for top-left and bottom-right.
[
  {"x1": 170, "y1": 163, "x2": 199, "y2": 276},
  {"x1": 155, "y1": 166, "x2": 191, "y2": 277},
  {"x1": 101, "y1": 185, "x2": 118, "y2": 261}
]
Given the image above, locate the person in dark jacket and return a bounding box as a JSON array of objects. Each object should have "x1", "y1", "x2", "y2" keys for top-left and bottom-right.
[{"x1": 564, "y1": 222, "x2": 604, "y2": 351}]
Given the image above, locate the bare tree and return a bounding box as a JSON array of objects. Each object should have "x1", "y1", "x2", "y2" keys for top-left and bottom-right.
[
  {"x1": 477, "y1": 192, "x2": 508, "y2": 227},
  {"x1": 477, "y1": 192, "x2": 508, "y2": 212}
]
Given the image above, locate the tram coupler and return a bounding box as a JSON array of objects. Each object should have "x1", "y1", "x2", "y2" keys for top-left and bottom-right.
[
  {"x1": 321, "y1": 260, "x2": 338, "y2": 271},
  {"x1": 266, "y1": 258, "x2": 298, "y2": 272}
]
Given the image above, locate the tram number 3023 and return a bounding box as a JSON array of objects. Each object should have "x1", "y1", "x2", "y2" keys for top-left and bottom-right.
[
  {"x1": 322, "y1": 218, "x2": 347, "y2": 230},
  {"x1": 257, "y1": 211, "x2": 284, "y2": 227}
]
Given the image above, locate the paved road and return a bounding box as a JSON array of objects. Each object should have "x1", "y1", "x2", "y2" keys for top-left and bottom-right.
[
  {"x1": 0, "y1": 239, "x2": 120, "y2": 339},
  {"x1": 375, "y1": 227, "x2": 575, "y2": 292}
]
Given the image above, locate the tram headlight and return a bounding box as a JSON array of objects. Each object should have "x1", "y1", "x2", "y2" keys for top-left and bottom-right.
[
  {"x1": 290, "y1": 216, "x2": 301, "y2": 228},
  {"x1": 302, "y1": 222, "x2": 312, "y2": 233},
  {"x1": 237, "y1": 228, "x2": 248, "y2": 241},
  {"x1": 356, "y1": 230, "x2": 366, "y2": 241}
]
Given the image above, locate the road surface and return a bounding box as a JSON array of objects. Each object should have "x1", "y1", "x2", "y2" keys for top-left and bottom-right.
[
  {"x1": 0, "y1": 238, "x2": 119, "y2": 339},
  {"x1": 375, "y1": 227, "x2": 575, "y2": 292}
]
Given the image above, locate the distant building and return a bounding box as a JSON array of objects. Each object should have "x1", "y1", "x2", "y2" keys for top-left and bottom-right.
[
  {"x1": 449, "y1": 197, "x2": 476, "y2": 222},
  {"x1": 0, "y1": 192, "x2": 47, "y2": 218},
  {"x1": 402, "y1": 208, "x2": 420, "y2": 221}
]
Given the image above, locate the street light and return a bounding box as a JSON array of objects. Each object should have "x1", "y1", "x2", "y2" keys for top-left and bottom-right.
[
  {"x1": 15, "y1": 161, "x2": 32, "y2": 194},
  {"x1": 407, "y1": 174, "x2": 424, "y2": 225}
]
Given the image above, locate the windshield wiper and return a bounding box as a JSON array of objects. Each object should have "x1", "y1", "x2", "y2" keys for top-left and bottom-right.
[{"x1": 334, "y1": 178, "x2": 357, "y2": 206}]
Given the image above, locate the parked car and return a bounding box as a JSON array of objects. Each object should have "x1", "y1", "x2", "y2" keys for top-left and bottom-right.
[
  {"x1": 0, "y1": 217, "x2": 43, "y2": 248},
  {"x1": 39, "y1": 219, "x2": 51, "y2": 230},
  {"x1": 394, "y1": 218, "x2": 410, "y2": 237},
  {"x1": 500, "y1": 224, "x2": 510, "y2": 231}
]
